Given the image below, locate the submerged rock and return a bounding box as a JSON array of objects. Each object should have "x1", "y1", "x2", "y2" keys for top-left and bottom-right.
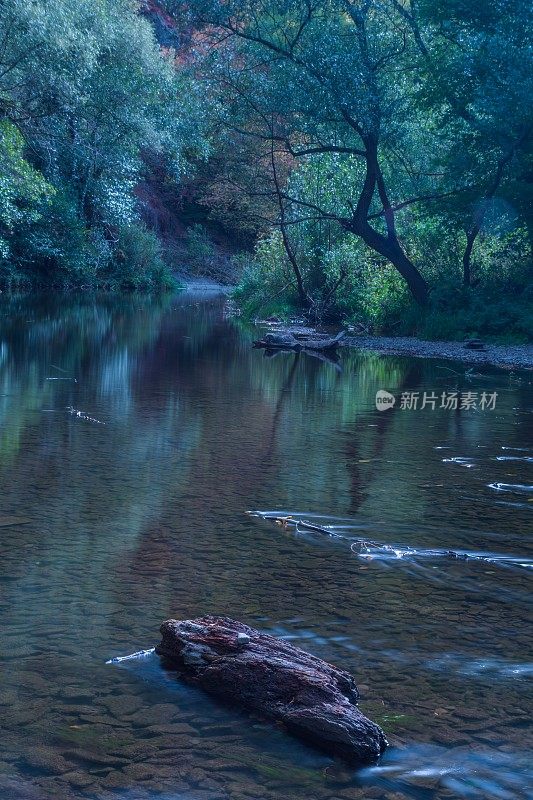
[{"x1": 156, "y1": 615, "x2": 387, "y2": 764}]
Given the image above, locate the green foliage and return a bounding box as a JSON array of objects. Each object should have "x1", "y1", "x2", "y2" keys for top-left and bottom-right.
[
  {"x1": 0, "y1": 0, "x2": 207, "y2": 289},
  {"x1": 185, "y1": 224, "x2": 216, "y2": 265},
  {"x1": 0, "y1": 0, "x2": 531, "y2": 326},
  {"x1": 108, "y1": 224, "x2": 175, "y2": 291},
  {"x1": 0, "y1": 120, "x2": 54, "y2": 265},
  {"x1": 235, "y1": 195, "x2": 533, "y2": 341},
  {"x1": 233, "y1": 231, "x2": 302, "y2": 317},
  {"x1": 418, "y1": 287, "x2": 533, "y2": 343},
  {"x1": 179, "y1": 0, "x2": 532, "y2": 336},
  {"x1": 11, "y1": 188, "x2": 106, "y2": 287},
  {"x1": 326, "y1": 247, "x2": 410, "y2": 331}
]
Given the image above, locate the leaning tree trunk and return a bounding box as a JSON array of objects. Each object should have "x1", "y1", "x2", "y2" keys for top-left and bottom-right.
[
  {"x1": 370, "y1": 228, "x2": 429, "y2": 305},
  {"x1": 348, "y1": 138, "x2": 430, "y2": 306},
  {"x1": 350, "y1": 220, "x2": 430, "y2": 306}
]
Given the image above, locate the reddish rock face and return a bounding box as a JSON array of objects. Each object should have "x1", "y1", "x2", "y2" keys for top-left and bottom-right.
[
  {"x1": 156, "y1": 615, "x2": 387, "y2": 764},
  {"x1": 139, "y1": 1, "x2": 181, "y2": 50}
]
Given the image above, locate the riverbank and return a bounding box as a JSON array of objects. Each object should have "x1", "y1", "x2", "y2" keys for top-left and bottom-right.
[{"x1": 342, "y1": 334, "x2": 533, "y2": 370}]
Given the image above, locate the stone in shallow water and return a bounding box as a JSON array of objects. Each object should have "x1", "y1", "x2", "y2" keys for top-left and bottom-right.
[
  {"x1": 0, "y1": 690, "x2": 18, "y2": 707},
  {"x1": 79, "y1": 713, "x2": 131, "y2": 727},
  {"x1": 102, "y1": 694, "x2": 143, "y2": 717},
  {"x1": 16, "y1": 672, "x2": 50, "y2": 694},
  {"x1": 61, "y1": 771, "x2": 96, "y2": 788},
  {"x1": 147, "y1": 723, "x2": 197, "y2": 735},
  {"x1": 63, "y1": 749, "x2": 129, "y2": 768},
  {"x1": 126, "y1": 703, "x2": 183, "y2": 726},
  {"x1": 22, "y1": 748, "x2": 73, "y2": 775},
  {"x1": 122, "y1": 763, "x2": 157, "y2": 781},
  {"x1": 61, "y1": 686, "x2": 96, "y2": 703},
  {"x1": 156, "y1": 615, "x2": 387, "y2": 763}
]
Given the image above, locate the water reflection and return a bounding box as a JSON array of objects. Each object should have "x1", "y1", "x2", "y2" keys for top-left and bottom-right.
[{"x1": 0, "y1": 291, "x2": 532, "y2": 800}]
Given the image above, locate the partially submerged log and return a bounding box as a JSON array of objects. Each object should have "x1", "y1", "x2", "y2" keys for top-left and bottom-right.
[
  {"x1": 250, "y1": 512, "x2": 519, "y2": 566},
  {"x1": 253, "y1": 330, "x2": 346, "y2": 351},
  {"x1": 156, "y1": 615, "x2": 387, "y2": 763}
]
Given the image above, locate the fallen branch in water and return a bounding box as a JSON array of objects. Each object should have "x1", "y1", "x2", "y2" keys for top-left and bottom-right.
[
  {"x1": 66, "y1": 407, "x2": 105, "y2": 425},
  {"x1": 106, "y1": 648, "x2": 155, "y2": 664},
  {"x1": 253, "y1": 330, "x2": 346, "y2": 352},
  {"x1": 247, "y1": 512, "x2": 531, "y2": 568}
]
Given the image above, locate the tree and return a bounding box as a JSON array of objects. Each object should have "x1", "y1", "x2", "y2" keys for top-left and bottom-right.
[
  {"x1": 0, "y1": 119, "x2": 53, "y2": 263},
  {"x1": 167, "y1": 0, "x2": 532, "y2": 305},
  {"x1": 0, "y1": 0, "x2": 208, "y2": 286},
  {"x1": 399, "y1": 0, "x2": 533, "y2": 285}
]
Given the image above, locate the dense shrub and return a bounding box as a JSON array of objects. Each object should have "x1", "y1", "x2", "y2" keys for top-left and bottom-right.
[
  {"x1": 234, "y1": 213, "x2": 533, "y2": 341},
  {"x1": 185, "y1": 224, "x2": 216, "y2": 265},
  {"x1": 232, "y1": 232, "x2": 302, "y2": 317},
  {"x1": 106, "y1": 225, "x2": 175, "y2": 291}
]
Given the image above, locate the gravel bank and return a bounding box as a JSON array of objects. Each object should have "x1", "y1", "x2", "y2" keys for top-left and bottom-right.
[
  {"x1": 342, "y1": 335, "x2": 533, "y2": 370},
  {"x1": 178, "y1": 277, "x2": 232, "y2": 293}
]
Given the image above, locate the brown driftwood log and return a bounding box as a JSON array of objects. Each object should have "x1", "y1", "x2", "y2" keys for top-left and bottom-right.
[
  {"x1": 156, "y1": 615, "x2": 387, "y2": 763},
  {"x1": 253, "y1": 330, "x2": 346, "y2": 351}
]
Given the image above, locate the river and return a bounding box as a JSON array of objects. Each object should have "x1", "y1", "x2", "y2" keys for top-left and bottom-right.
[{"x1": 0, "y1": 290, "x2": 531, "y2": 800}]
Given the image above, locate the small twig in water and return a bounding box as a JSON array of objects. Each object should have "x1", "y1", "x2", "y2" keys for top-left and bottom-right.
[{"x1": 66, "y1": 407, "x2": 105, "y2": 425}]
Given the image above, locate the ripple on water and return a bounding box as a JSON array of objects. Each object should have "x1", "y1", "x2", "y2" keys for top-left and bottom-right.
[
  {"x1": 488, "y1": 482, "x2": 533, "y2": 493},
  {"x1": 442, "y1": 456, "x2": 477, "y2": 468},
  {"x1": 267, "y1": 624, "x2": 533, "y2": 684},
  {"x1": 251, "y1": 510, "x2": 533, "y2": 571},
  {"x1": 106, "y1": 648, "x2": 155, "y2": 665},
  {"x1": 358, "y1": 745, "x2": 533, "y2": 800},
  {"x1": 495, "y1": 456, "x2": 533, "y2": 462},
  {"x1": 422, "y1": 653, "x2": 533, "y2": 679}
]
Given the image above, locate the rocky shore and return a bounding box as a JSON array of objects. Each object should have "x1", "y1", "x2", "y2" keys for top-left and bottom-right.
[{"x1": 343, "y1": 335, "x2": 533, "y2": 370}]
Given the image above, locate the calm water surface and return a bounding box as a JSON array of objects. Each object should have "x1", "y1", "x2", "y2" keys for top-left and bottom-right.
[{"x1": 0, "y1": 291, "x2": 531, "y2": 800}]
